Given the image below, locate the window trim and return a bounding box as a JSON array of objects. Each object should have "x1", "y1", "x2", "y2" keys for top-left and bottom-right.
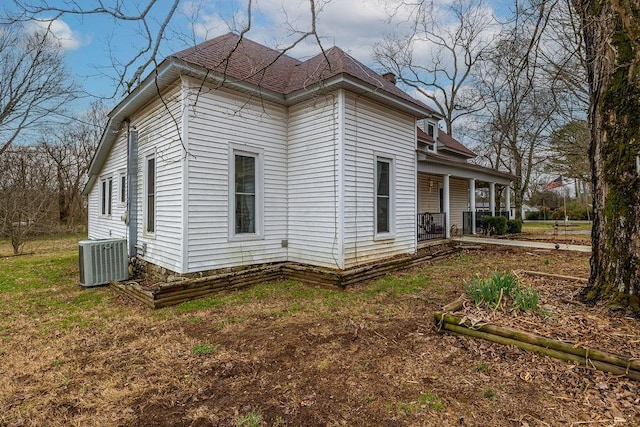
[
  {"x1": 374, "y1": 154, "x2": 395, "y2": 240},
  {"x1": 100, "y1": 176, "x2": 113, "y2": 217},
  {"x1": 228, "y1": 144, "x2": 264, "y2": 242},
  {"x1": 143, "y1": 151, "x2": 156, "y2": 236},
  {"x1": 118, "y1": 170, "x2": 126, "y2": 206}
]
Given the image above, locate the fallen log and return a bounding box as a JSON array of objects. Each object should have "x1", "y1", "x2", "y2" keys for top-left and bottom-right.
[{"x1": 434, "y1": 310, "x2": 640, "y2": 380}]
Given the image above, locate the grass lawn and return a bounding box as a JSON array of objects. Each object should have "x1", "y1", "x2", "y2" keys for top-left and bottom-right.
[{"x1": 2, "y1": 234, "x2": 637, "y2": 426}]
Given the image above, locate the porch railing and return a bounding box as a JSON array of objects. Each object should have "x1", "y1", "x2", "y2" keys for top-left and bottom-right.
[
  {"x1": 417, "y1": 212, "x2": 446, "y2": 241},
  {"x1": 462, "y1": 211, "x2": 510, "y2": 235}
]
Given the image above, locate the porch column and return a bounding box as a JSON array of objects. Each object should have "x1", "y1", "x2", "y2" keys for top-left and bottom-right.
[
  {"x1": 505, "y1": 184, "x2": 512, "y2": 219},
  {"x1": 489, "y1": 182, "x2": 496, "y2": 216},
  {"x1": 469, "y1": 178, "x2": 476, "y2": 234},
  {"x1": 443, "y1": 174, "x2": 451, "y2": 238}
]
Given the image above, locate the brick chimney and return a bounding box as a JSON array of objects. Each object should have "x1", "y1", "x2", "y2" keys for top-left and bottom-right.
[{"x1": 382, "y1": 72, "x2": 397, "y2": 85}]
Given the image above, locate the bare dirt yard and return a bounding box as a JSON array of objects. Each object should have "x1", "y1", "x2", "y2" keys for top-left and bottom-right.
[{"x1": 1, "y1": 237, "x2": 639, "y2": 426}]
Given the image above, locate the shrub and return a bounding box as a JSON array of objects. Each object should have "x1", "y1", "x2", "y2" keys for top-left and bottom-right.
[
  {"x1": 507, "y1": 219, "x2": 523, "y2": 234},
  {"x1": 481, "y1": 216, "x2": 508, "y2": 235}
]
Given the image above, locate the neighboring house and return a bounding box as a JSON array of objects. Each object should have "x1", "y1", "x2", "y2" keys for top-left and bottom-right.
[{"x1": 83, "y1": 33, "x2": 514, "y2": 276}]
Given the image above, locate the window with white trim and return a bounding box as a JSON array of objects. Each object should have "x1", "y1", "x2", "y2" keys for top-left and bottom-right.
[
  {"x1": 144, "y1": 153, "x2": 156, "y2": 234},
  {"x1": 118, "y1": 171, "x2": 126, "y2": 206},
  {"x1": 375, "y1": 157, "x2": 394, "y2": 237},
  {"x1": 229, "y1": 146, "x2": 263, "y2": 239},
  {"x1": 100, "y1": 177, "x2": 113, "y2": 216}
]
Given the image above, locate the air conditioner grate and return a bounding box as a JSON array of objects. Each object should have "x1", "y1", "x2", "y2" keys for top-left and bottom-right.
[{"x1": 79, "y1": 239, "x2": 128, "y2": 287}]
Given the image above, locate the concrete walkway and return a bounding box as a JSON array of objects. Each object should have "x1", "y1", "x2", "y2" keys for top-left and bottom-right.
[{"x1": 452, "y1": 236, "x2": 592, "y2": 253}]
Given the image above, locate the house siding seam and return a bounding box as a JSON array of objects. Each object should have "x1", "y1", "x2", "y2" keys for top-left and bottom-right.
[
  {"x1": 343, "y1": 93, "x2": 417, "y2": 268},
  {"x1": 181, "y1": 76, "x2": 190, "y2": 273},
  {"x1": 287, "y1": 94, "x2": 341, "y2": 268},
  {"x1": 185, "y1": 82, "x2": 288, "y2": 271}
]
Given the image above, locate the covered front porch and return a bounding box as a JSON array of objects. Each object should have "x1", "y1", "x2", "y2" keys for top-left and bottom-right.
[{"x1": 416, "y1": 162, "x2": 515, "y2": 242}]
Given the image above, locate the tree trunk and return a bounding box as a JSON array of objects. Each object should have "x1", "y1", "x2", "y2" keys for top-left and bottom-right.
[{"x1": 577, "y1": 0, "x2": 640, "y2": 310}]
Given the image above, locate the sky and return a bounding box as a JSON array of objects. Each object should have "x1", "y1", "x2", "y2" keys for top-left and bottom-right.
[{"x1": 9, "y1": 0, "x2": 510, "y2": 114}]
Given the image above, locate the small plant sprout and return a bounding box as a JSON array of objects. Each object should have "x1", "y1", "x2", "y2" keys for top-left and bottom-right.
[{"x1": 192, "y1": 343, "x2": 215, "y2": 356}]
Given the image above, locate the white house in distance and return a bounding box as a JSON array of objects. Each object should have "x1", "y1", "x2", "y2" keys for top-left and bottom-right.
[{"x1": 83, "y1": 33, "x2": 514, "y2": 276}]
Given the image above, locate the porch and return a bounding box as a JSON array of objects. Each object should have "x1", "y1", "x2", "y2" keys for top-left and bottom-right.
[{"x1": 416, "y1": 170, "x2": 514, "y2": 241}]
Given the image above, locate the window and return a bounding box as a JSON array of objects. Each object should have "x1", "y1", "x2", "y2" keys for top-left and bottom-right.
[
  {"x1": 100, "y1": 177, "x2": 113, "y2": 216},
  {"x1": 375, "y1": 157, "x2": 394, "y2": 237},
  {"x1": 427, "y1": 123, "x2": 434, "y2": 137},
  {"x1": 119, "y1": 172, "x2": 126, "y2": 205},
  {"x1": 235, "y1": 154, "x2": 256, "y2": 234},
  {"x1": 144, "y1": 154, "x2": 156, "y2": 234},
  {"x1": 229, "y1": 146, "x2": 263, "y2": 240}
]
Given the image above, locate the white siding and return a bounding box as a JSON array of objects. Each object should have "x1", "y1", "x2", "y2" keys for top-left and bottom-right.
[
  {"x1": 185, "y1": 82, "x2": 288, "y2": 271},
  {"x1": 87, "y1": 131, "x2": 128, "y2": 241},
  {"x1": 287, "y1": 94, "x2": 341, "y2": 268},
  {"x1": 417, "y1": 173, "x2": 442, "y2": 213},
  {"x1": 449, "y1": 177, "x2": 469, "y2": 232},
  {"x1": 132, "y1": 84, "x2": 184, "y2": 272},
  {"x1": 343, "y1": 94, "x2": 417, "y2": 268}
]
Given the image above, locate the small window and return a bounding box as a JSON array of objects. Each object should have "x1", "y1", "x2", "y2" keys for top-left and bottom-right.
[
  {"x1": 427, "y1": 124, "x2": 434, "y2": 137},
  {"x1": 119, "y1": 172, "x2": 126, "y2": 205},
  {"x1": 375, "y1": 157, "x2": 394, "y2": 237},
  {"x1": 100, "y1": 177, "x2": 113, "y2": 216},
  {"x1": 144, "y1": 154, "x2": 156, "y2": 234},
  {"x1": 426, "y1": 143, "x2": 434, "y2": 151}
]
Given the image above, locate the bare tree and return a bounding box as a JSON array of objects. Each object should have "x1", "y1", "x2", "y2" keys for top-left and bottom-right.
[
  {"x1": 466, "y1": 0, "x2": 561, "y2": 219},
  {"x1": 7, "y1": 0, "x2": 329, "y2": 98},
  {"x1": 0, "y1": 147, "x2": 57, "y2": 254},
  {"x1": 40, "y1": 102, "x2": 107, "y2": 226},
  {"x1": 374, "y1": 0, "x2": 494, "y2": 135},
  {"x1": 574, "y1": 0, "x2": 640, "y2": 309},
  {"x1": 0, "y1": 21, "x2": 76, "y2": 156}
]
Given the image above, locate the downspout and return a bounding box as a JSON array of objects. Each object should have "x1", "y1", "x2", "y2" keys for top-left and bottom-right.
[{"x1": 127, "y1": 123, "x2": 139, "y2": 257}]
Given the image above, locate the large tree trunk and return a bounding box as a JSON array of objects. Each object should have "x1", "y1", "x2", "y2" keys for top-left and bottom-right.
[{"x1": 577, "y1": 0, "x2": 640, "y2": 309}]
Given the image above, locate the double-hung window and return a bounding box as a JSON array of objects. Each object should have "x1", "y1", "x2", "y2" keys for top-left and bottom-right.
[
  {"x1": 100, "y1": 177, "x2": 113, "y2": 216},
  {"x1": 144, "y1": 153, "x2": 156, "y2": 234},
  {"x1": 229, "y1": 146, "x2": 263, "y2": 240},
  {"x1": 375, "y1": 156, "x2": 394, "y2": 238}
]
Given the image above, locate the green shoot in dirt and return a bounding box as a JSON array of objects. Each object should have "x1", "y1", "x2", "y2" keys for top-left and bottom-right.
[
  {"x1": 192, "y1": 343, "x2": 215, "y2": 356},
  {"x1": 465, "y1": 272, "x2": 539, "y2": 312}
]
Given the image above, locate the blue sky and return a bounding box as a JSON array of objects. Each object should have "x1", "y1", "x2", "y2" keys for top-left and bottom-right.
[{"x1": 10, "y1": 0, "x2": 511, "y2": 113}]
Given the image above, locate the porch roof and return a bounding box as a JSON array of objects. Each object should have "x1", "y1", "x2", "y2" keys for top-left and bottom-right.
[{"x1": 417, "y1": 149, "x2": 517, "y2": 185}]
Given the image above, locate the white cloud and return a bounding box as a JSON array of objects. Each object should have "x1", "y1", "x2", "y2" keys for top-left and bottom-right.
[{"x1": 27, "y1": 18, "x2": 90, "y2": 51}]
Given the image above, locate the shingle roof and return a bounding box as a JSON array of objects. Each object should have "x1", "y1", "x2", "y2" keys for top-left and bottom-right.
[
  {"x1": 172, "y1": 33, "x2": 301, "y2": 93},
  {"x1": 438, "y1": 130, "x2": 476, "y2": 157},
  {"x1": 172, "y1": 33, "x2": 436, "y2": 115}
]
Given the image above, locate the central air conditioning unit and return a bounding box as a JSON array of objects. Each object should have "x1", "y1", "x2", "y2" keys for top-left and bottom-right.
[{"x1": 79, "y1": 238, "x2": 128, "y2": 287}]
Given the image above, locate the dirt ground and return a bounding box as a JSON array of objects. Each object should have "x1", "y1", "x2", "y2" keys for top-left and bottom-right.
[{"x1": 2, "y1": 245, "x2": 639, "y2": 426}]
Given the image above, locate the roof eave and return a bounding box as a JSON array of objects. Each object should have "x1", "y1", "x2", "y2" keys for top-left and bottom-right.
[{"x1": 284, "y1": 74, "x2": 438, "y2": 119}]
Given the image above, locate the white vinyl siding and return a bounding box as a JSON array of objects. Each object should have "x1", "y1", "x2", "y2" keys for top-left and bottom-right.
[
  {"x1": 343, "y1": 94, "x2": 416, "y2": 268},
  {"x1": 449, "y1": 177, "x2": 469, "y2": 232},
  {"x1": 133, "y1": 84, "x2": 184, "y2": 272},
  {"x1": 184, "y1": 82, "x2": 287, "y2": 272},
  {"x1": 287, "y1": 95, "x2": 341, "y2": 268},
  {"x1": 417, "y1": 173, "x2": 442, "y2": 213},
  {"x1": 87, "y1": 131, "x2": 128, "y2": 240}
]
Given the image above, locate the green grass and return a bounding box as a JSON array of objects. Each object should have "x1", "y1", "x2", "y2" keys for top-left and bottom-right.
[{"x1": 192, "y1": 343, "x2": 216, "y2": 356}]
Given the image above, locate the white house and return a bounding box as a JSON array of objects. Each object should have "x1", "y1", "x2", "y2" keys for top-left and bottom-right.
[{"x1": 83, "y1": 33, "x2": 514, "y2": 277}]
